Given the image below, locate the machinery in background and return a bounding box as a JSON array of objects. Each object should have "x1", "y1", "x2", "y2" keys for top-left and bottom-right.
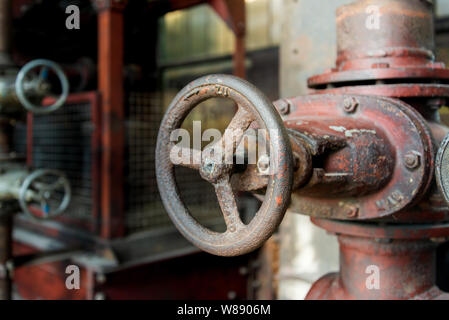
[
  {"x1": 0, "y1": 59, "x2": 69, "y2": 115},
  {"x1": 157, "y1": 0, "x2": 449, "y2": 299},
  {"x1": 0, "y1": 0, "x2": 72, "y2": 300},
  {"x1": 0, "y1": 168, "x2": 71, "y2": 220},
  {"x1": 0, "y1": 0, "x2": 69, "y2": 115},
  {"x1": 0, "y1": 167, "x2": 71, "y2": 300},
  {"x1": 0, "y1": 58, "x2": 72, "y2": 299},
  {"x1": 8, "y1": 0, "x2": 265, "y2": 300},
  {"x1": 0, "y1": 63, "x2": 72, "y2": 299}
]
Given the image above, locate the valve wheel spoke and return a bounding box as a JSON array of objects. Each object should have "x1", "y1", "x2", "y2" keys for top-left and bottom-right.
[
  {"x1": 33, "y1": 178, "x2": 63, "y2": 192},
  {"x1": 214, "y1": 176, "x2": 245, "y2": 232},
  {"x1": 208, "y1": 107, "x2": 255, "y2": 163},
  {"x1": 46, "y1": 177, "x2": 67, "y2": 191},
  {"x1": 39, "y1": 66, "x2": 49, "y2": 80},
  {"x1": 169, "y1": 108, "x2": 254, "y2": 171}
]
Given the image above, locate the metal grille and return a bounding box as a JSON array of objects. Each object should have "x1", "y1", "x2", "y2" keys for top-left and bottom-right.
[
  {"x1": 125, "y1": 91, "x2": 223, "y2": 234},
  {"x1": 12, "y1": 122, "x2": 27, "y2": 157},
  {"x1": 20, "y1": 102, "x2": 95, "y2": 230}
]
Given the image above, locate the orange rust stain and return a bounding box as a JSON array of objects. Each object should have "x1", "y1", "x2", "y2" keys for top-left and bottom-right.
[{"x1": 276, "y1": 196, "x2": 282, "y2": 205}]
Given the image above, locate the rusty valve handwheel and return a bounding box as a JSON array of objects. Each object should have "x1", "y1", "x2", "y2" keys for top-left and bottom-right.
[
  {"x1": 19, "y1": 169, "x2": 71, "y2": 220},
  {"x1": 436, "y1": 133, "x2": 449, "y2": 206},
  {"x1": 156, "y1": 74, "x2": 293, "y2": 256}
]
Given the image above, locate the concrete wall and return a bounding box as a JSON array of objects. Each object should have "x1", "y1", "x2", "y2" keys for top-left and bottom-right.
[{"x1": 278, "y1": 0, "x2": 353, "y2": 300}]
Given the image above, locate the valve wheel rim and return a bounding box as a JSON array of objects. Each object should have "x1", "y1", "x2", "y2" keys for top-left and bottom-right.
[
  {"x1": 15, "y1": 59, "x2": 69, "y2": 114},
  {"x1": 156, "y1": 74, "x2": 293, "y2": 256},
  {"x1": 436, "y1": 133, "x2": 449, "y2": 206}
]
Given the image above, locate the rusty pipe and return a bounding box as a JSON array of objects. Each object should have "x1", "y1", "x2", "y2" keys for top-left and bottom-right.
[
  {"x1": 306, "y1": 234, "x2": 448, "y2": 300},
  {"x1": 336, "y1": 0, "x2": 435, "y2": 69}
]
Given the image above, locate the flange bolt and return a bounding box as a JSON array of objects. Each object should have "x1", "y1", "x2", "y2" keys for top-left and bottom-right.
[
  {"x1": 404, "y1": 151, "x2": 421, "y2": 170},
  {"x1": 277, "y1": 99, "x2": 291, "y2": 115},
  {"x1": 343, "y1": 97, "x2": 359, "y2": 113}
]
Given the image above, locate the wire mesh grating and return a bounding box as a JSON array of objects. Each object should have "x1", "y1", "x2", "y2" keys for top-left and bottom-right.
[
  {"x1": 125, "y1": 91, "x2": 223, "y2": 234},
  {"x1": 14, "y1": 101, "x2": 95, "y2": 230}
]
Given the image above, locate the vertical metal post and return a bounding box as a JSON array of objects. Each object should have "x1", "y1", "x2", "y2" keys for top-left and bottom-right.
[
  {"x1": 93, "y1": 0, "x2": 127, "y2": 238},
  {"x1": 209, "y1": 0, "x2": 246, "y2": 78},
  {"x1": 0, "y1": 0, "x2": 12, "y2": 66},
  {"x1": 233, "y1": 35, "x2": 246, "y2": 79}
]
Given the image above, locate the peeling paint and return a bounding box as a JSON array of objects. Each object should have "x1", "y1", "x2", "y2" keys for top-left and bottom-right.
[
  {"x1": 329, "y1": 125, "x2": 346, "y2": 132},
  {"x1": 345, "y1": 129, "x2": 377, "y2": 137}
]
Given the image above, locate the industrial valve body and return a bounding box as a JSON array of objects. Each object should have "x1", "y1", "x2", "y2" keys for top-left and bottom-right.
[{"x1": 156, "y1": 0, "x2": 449, "y2": 299}]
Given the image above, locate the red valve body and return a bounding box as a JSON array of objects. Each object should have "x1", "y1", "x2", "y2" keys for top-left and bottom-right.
[{"x1": 278, "y1": 0, "x2": 449, "y2": 299}]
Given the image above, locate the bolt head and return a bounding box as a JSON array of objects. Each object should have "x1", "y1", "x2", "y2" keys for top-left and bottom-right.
[
  {"x1": 277, "y1": 99, "x2": 290, "y2": 115},
  {"x1": 343, "y1": 97, "x2": 359, "y2": 113},
  {"x1": 404, "y1": 151, "x2": 421, "y2": 169},
  {"x1": 257, "y1": 154, "x2": 270, "y2": 174},
  {"x1": 203, "y1": 158, "x2": 215, "y2": 174},
  {"x1": 346, "y1": 207, "x2": 359, "y2": 218}
]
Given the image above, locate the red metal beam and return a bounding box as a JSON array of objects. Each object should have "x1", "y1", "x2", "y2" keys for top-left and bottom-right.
[
  {"x1": 208, "y1": 0, "x2": 245, "y2": 36},
  {"x1": 94, "y1": 0, "x2": 127, "y2": 238},
  {"x1": 163, "y1": 0, "x2": 247, "y2": 78},
  {"x1": 208, "y1": 0, "x2": 246, "y2": 78}
]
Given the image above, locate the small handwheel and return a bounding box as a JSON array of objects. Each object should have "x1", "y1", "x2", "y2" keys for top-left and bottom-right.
[
  {"x1": 15, "y1": 59, "x2": 69, "y2": 114},
  {"x1": 156, "y1": 74, "x2": 293, "y2": 256},
  {"x1": 19, "y1": 169, "x2": 71, "y2": 220}
]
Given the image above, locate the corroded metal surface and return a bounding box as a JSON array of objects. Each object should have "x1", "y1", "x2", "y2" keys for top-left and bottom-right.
[
  {"x1": 309, "y1": 68, "x2": 449, "y2": 88},
  {"x1": 308, "y1": 0, "x2": 443, "y2": 89},
  {"x1": 156, "y1": 74, "x2": 293, "y2": 256},
  {"x1": 281, "y1": 94, "x2": 434, "y2": 220},
  {"x1": 301, "y1": 0, "x2": 449, "y2": 300},
  {"x1": 307, "y1": 0, "x2": 449, "y2": 103},
  {"x1": 306, "y1": 233, "x2": 449, "y2": 300},
  {"x1": 312, "y1": 217, "x2": 449, "y2": 240},
  {"x1": 436, "y1": 133, "x2": 449, "y2": 207},
  {"x1": 312, "y1": 83, "x2": 449, "y2": 98},
  {"x1": 336, "y1": 0, "x2": 434, "y2": 66},
  {"x1": 232, "y1": 135, "x2": 312, "y2": 192}
]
